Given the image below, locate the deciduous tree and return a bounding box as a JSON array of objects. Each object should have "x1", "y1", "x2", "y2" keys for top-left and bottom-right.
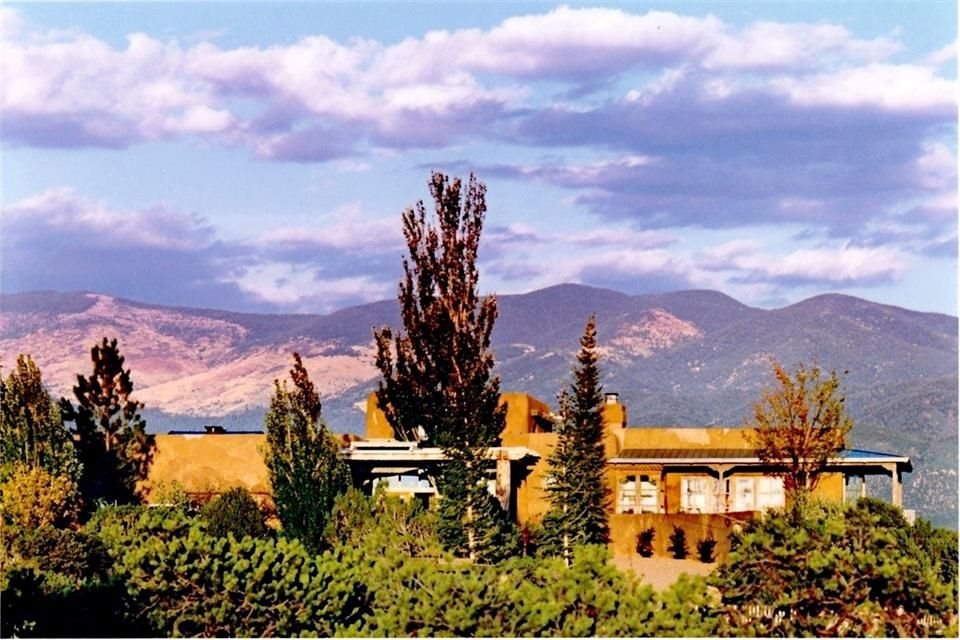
[
  {"x1": 373, "y1": 172, "x2": 511, "y2": 560},
  {"x1": 61, "y1": 338, "x2": 153, "y2": 506},
  {"x1": 747, "y1": 361, "x2": 852, "y2": 503},
  {"x1": 1, "y1": 355, "x2": 79, "y2": 480},
  {"x1": 263, "y1": 352, "x2": 350, "y2": 553},
  {"x1": 540, "y1": 316, "x2": 609, "y2": 562}
]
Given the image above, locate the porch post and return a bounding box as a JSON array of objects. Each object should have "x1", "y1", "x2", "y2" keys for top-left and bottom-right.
[
  {"x1": 891, "y1": 464, "x2": 903, "y2": 508},
  {"x1": 859, "y1": 475, "x2": 867, "y2": 499},
  {"x1": 495, "y1": 449, "x2": 511, "y2": 512}
]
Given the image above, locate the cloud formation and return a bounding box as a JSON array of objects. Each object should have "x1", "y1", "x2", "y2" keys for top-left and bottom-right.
[
  {"x1": 0, "y1": 189, "x2": 404, "y2": 313},
  {"x1": 1, "y1": 5, "x2": 955, "y2": 314},
  {"x1": 3, "y1": 6, "x2": 951, "y2": 157}
]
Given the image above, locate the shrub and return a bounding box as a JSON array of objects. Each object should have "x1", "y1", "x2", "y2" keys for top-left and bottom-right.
[
  {"x1": 325, "y1": 487, "x2": 442, "y2": 558},
  {"x1": 636, "y1": 527, "x2": 656, "y2": 557},
  {"x1": 696, "y1": 535, "x2": 717, "y2": 563},
  {"x1": 711, "y1": 500, "x2": 957, "y2": 636},
  {"x1": 0, "y1": 525, "x2": 146, "y2": 638},
  {"x1": 347, "y1": 544, "x2": 718, "y2": 637},
  {"x1": 85, "y1": 503, "x2": 197, "y2": 559},
  {"x1": 4, "y1": 525, "x2": 111, "y2": 585},
  {"x1": 116, "y1": 525, "x2": 368, "y2": 636},
  {"x1": 668, "y1": 526, "x2": 688, "y2": 559},
  {"x1": 200, "y1": 486, "x2": 269, "y2": 540},
  {"x1": 0, "y1": 464, "x2": 80, "y2": 529}
]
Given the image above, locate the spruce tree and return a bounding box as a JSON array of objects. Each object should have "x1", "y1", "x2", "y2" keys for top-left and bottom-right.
[
  {"x1": 263, "y1": 352, "x2": 350, "y2": 553},
  {"x1": 374, "y1": 172, "x2": 513, "y2": 561},
  {"x1": 1, "y1": 355, "x2": 79, "y2": 480},
  {"x1": 541, "y1": 315, "x2": 610, "y2": 562},
  {"x1": 61, "y1": 337, "x2": 154, "y2": 506}
]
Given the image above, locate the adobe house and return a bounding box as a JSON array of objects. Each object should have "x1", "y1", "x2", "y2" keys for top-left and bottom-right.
[{"x1": 145, "y1": 392, "x2": 911, "y2": 559}]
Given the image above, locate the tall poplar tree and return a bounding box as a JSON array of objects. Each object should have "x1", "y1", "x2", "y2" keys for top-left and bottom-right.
[
  {"x1": 61, "y1": 337, "x2": 154, "y2": 505},
  {"x1": 263, "y1": 352, "x2": 350, "y2": 553},
  {"x1": 1, "y1": 355, "x2": 79, "y2": 480},
  {"x1": 374, "y1": 172, "x2": 514, "y2": 561},
  {"x1": 541, "y1": 315, "x2": 610, "y2": 562}
]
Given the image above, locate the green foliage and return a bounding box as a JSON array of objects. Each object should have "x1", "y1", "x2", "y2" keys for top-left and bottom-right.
[
  {"x1": 696, "y1": 535, "x2": 718, "y2": 563},
  {"x1": 1, "y1": 523, "x2": 142, "y2": 638},
  {"x1": 200, "y1": 486, "x2": 270, "y2": 540},
  {"x1": 747, "y1": 361, "x2": 853, "y2": 501},
  {"x1": 668, "y1": 526, "x2": 689, "y2": 560},
  {"x1": 262, "y1": 352, "x2": 350, "y2": 553},
  {"x1": 348, "y1": 545, "x2": 717, "y2": 637},
  {"x1": 541, "y1": 316, "x2": 610, "y2": 560},
  {"x1": 373, "y1": 172, "x2": 508, "y2": 559},
  {"x1": 324, "y1": 487, "x2": 442, "y2": 558},
  {"x1": 114, "y1": 523, "x2": 369, "y2": 637},
  {"x1": 0, "y1": 463, "x2": 80, "y2": 528},
  {"x1": 435, "y1": 461, "x2": 519, "y2": 563},
  {"x1": 712, "y1": 499, "x2": 957, "y2": 636},
  {"x1": 636, "y1": 527, "x2": 655, "y2": 557},
  {"x1": 1, "y1": 354, "x2": 79, "y2": 481},
  {"x1": 85, "y1": 503, "x2": 198, "y2": 559},
  {"x1": 3, "y1": 525, "x2": 111, "y2": 585},
  {"x1": 61, "y1": 337, "x2": 154, "y2": 506}
]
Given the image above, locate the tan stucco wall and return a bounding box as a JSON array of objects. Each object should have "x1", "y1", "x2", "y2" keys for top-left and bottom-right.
[
  {"x1": 145, "y1": 433, "x2": 270, "y2": 502},
  {"x1": 812, "y1": 471, "x2": 845, "y2": 502},
  {"x1": 620, "y1": 426, "x2": 755, "y2": 450},
  {"x1": 608, "y1": 512, "x2": 752, "y2": 561}
]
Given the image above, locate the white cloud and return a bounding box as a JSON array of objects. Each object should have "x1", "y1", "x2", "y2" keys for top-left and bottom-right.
[
  {"x1": 705, "y1": 21, "x2": 899, "y2": 70},
  {"x1": 3, "y1": 188, "x2": 213, "y2": 251},
  {"x1": 4, "y1": 6, "x2": 948, "y2": 155},
  {"x1": 254, "y1": 204, "x2": 402, "y2": 255},
  {"x1": 925, "y1": 39, "x2": 958, "y2": 67},
  {"x1": 701, "y1": 242, "x2": 910, "y2": 284},
  {"x1": 771, "y1": 64, "x2": 956, "y2": 112}
]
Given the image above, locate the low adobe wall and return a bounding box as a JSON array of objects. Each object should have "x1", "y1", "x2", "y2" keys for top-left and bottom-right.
[{"x1": 608, "y1": 511, "x2": 756, "y2": 562}]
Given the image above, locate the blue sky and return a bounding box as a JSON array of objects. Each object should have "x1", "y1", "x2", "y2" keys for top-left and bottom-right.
[{"x1": 2, "y1": 2, "x2": 956, "y2": 315}]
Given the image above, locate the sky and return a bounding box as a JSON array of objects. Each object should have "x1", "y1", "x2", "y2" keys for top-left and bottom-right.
[{"x1": 1, "y1": 1, "x2": 957, "y2": 316}]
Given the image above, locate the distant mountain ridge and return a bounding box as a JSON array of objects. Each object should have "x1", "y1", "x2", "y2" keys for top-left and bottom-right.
[{"x1": 1, "y1": 285, "x2": 956, "y2": 526}]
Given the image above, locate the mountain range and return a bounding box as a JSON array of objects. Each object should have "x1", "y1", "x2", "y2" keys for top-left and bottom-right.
[{"x1": 1, "y1": 285, "x2": 956, "y2": 526}]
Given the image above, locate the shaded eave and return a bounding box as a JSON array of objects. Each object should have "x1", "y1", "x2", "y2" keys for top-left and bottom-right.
[
  {"x1": 609, "y1": 447, "x2": 911, "y2": 470},
  {"x1": 341, "y1": 440, "x2": 541, "y2": 462}
]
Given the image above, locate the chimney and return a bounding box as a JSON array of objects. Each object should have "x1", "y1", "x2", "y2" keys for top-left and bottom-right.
[{"x1": 600, "y1": 392, "x2": 627, "y2": 457}]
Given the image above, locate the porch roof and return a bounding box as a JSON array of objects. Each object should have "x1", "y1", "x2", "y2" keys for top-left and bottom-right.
[{"x1": 609, "y1": 447, "x2": 910, "y2": 468}]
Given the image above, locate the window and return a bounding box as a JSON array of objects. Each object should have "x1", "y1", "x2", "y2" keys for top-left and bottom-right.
[
  {"x1": 756, "y1": 477, "x2": 785, "y2": 509},
  {"x1": 618, "y1": 475, "x2": 637, "y2": 513},
  {"x1": 681, "y1": 477, "x2": 713, "y2": 512},
  {"x1": 639, "y1": 475, "x2": 658, "y2": 512},
  {"x1": 733, "y1": 477, "x2": 754, "y2": 511},
  {"x1": 730, "y1": 476, "x2": 785, "y2": 511},
  {"x1": 617, "y1": 474, "x2": 659, "y2": 513}
]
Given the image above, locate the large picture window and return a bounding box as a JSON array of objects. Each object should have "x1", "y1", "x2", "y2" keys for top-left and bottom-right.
[{"x1": 730, "y1": 476, "x2": 785, "y2": 511}]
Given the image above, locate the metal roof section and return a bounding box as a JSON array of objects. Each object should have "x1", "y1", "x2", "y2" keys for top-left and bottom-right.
[{"x1": 610, "y1": 446, "x2": 910, "y2": 468}]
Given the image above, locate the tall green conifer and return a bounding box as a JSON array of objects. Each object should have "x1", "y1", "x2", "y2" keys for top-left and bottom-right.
[
  {"x1": 374, "y1": 172, "x2": 514, "y2": 561},
  {"x1": 263, "y1": 352, "x2": 350, "y2": 552},
  {"x1": 61, "y1": 337, "x2": 153, "y2": 505},
  {"x1": 541, "y1": 315, "x2": 609, "y2": 562}
]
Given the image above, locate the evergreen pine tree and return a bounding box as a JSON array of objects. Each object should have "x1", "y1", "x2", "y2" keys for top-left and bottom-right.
[
  {"x1": 61, "y1": 337, "x2": 153, "y2": 506},
  {"x1": 263, "y1": 352, "x2": 350, "y2": 553},
  {"x1": 374, "y1": 172, "x2": 513, "y2": 560},
  {"x1": 541, "y1": 315, "x2": 609, "y2": 562},
  {"x1": 1, "y1": 355, "x2": 79, "y2": 481}
]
